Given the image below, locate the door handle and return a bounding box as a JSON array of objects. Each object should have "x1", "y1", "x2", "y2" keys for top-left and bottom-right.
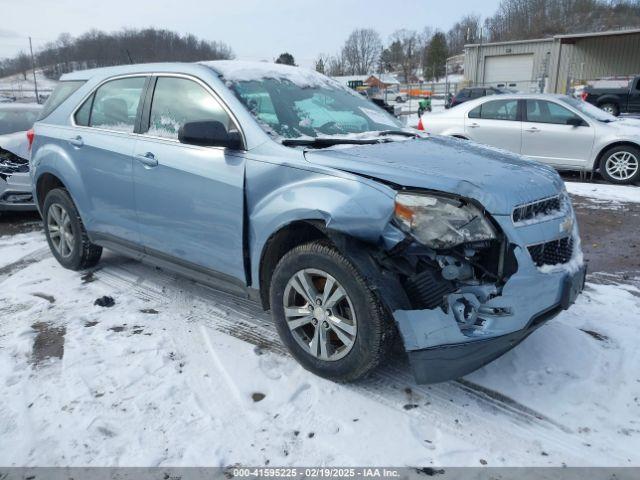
[
  {"x1": 468, "y1": 122, "x2": 480, "y2": 128},
  {"x1": 136, "y1": 152, "x2": 158, "y2": 168},
  {"x1": 68, "y1": 135, "x2": 84, "y2": 147},
  {"x1": 525, "y1": 127, "x2": 540, "y2": 133}
]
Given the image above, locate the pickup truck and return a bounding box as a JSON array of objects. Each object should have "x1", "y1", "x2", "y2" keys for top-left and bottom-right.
[{"x1": 582, "y1": 76, "x2": 640, "y2": 116}]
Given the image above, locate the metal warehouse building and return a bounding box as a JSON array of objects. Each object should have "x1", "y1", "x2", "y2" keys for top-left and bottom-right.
[{"x1": 463, "y1": 28, "x2": 640, "y2": 94}]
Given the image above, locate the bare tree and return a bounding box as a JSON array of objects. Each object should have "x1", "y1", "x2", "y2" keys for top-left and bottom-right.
[
  {"x1": 0, "y1": 28, "x2": 236, "y2": 80},
  {"x1": 315, "y1": 54, "x2": 330, "y2": 74},
  {"x1": 326, "y1": 52, "x2": 348, "y2": 76},
  {"x1": 384, "y1": 29, "x2": 422, "y2": 82},
  {"x1": 341, "y1": 28, "x2": 383, "y2": 75},
  {"x1": 447, "y1": 14, "x2": 482, "y2": 54}
]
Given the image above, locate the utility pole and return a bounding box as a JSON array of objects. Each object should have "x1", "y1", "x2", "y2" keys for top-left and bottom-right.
[{"x1": 29, "y1": 37, "x2": 39, "y2": 104}]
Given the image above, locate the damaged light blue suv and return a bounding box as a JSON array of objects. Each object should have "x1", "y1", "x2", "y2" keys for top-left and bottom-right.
[{"x1": 30, "y1": 61, "x2": 586, "y2": 383}]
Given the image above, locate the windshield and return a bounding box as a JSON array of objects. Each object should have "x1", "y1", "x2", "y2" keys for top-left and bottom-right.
[
  {"x1": 0, "y1": 107, "x2": 41, "y2": 134},
  {"x1": 559, "y1": 96, "x2": 617, "y2": 122},
  {"x1": 225, "y1": 76, "x2": 404, "y2": 140}
]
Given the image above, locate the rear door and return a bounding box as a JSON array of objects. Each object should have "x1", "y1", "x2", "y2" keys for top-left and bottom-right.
[
  {"x1": 521, "y1": 99, "x2": 594, "y2": 169},
  {"x1": 132, "y1": 75, "x2": 246, "y2": 283},
  {"x1": 464, "y1": 98, "x2": 522, "y2": 153},
  {"x1": 70, "y1": 75, "x2": 148, "y2": 242}
]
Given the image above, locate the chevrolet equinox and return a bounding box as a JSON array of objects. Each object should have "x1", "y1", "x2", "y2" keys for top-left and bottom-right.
[{"x1": 30, "y1": 61, "x2": 586, "y2": 383}]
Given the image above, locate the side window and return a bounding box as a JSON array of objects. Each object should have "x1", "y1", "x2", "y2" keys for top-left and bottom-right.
[
  {"x1": 457, "y1": 89, "x2": 469, "y2": 99},
  {"x1": 468, "y1": 105, "x2": 481, "y2": 118},
  {"x1": 478, "y1": 99, "x2": 518, "y2": 121},
  {"x1": 74, "y1": 93, "x2": 93, "y2": 126},
  {"x1": 89, "y1": 77, "x2": 146, "y2": 132},
  {"x1": 469, "y1": 89, "x2": 485, "y2": 99},
  {"x1": 147, "y1": 77, "x2": 233, "y2": 140},
  {"x1": 526, "y1": 100, "x2": 577, "y2": 125}
]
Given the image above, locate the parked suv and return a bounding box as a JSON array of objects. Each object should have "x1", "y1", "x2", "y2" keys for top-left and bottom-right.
[{"x1": 31, "y1": 62, "x2": 585, "y2": 384}]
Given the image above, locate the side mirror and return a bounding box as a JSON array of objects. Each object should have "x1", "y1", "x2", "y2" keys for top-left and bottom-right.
[
  {"x1": 178, "y1": 120, "x2": 242, "y2": 149},
  {"x1": 566, "y1": 117, "x2": 586, "y2": 127}
]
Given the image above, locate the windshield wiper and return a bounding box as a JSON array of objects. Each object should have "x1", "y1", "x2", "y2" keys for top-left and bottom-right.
[
  {"x1": 376, "y1": 130, "x2": 419, "y2": 138},
  {"x1": 281, "y1": 137, "x2": 387, "y2": 148}
]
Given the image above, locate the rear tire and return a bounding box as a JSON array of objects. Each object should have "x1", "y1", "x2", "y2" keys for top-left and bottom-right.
[
  {"x1": 43, "y1": 188, "x2": 102, "y2": 270},
  {"x1": 270, "y1": 241, "x2": 392, "y2": 382},
  {"x1": 599, "y1": 102, "x2": 620, "y2": 116},
  {"x1": 599, "y1": 145, "x2": 640, "y2": 185}
]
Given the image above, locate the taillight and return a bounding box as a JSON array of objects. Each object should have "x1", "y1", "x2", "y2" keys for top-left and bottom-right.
[
  {"x1": 26, "y1": 128, "x2": 35, "y2": 150},
  {"x1": 580, "y1": 92, "x2": 588, "y2": 101}
]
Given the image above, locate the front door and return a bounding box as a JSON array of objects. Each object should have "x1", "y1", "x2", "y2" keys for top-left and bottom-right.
[
  {"x1": 464, "y1": 98, "x2": 522, "y2": 154},
  {"x1": 521, "y1": 99, "x2": 594, "y2": 169},
  {"x1": 132, "y1": 75, "x2": 246, "y2": 283}
]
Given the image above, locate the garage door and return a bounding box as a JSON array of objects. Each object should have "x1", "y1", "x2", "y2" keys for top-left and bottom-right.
[{"x1": 484, "y1": 54, "x2": 534, "y2": 91}]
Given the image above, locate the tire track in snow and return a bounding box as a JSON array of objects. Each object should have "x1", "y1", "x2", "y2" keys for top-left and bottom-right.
[
  {"x1": 92, "y1": 257, "x2": 598, "y2": 463},
  {"x1": 0, "y1": 247, "x2": 50, "y2": 284},
  {"x1": 0, "y1": 248, "x2": 608, "y2": 462}
]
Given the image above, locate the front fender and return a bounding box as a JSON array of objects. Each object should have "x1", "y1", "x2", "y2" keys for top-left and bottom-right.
[{"x1": 246, "y1": 160, "x2": 396, "y2": 288}]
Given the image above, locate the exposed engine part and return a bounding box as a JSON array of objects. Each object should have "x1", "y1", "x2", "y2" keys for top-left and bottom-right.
[
  {"x1": 447, "y1": 294, "x2": 481, "y2": 326},
  {"x1": 436, "y1": 255, "x2": 474, "y2": 281},
  {"x1": 0, "y1": 148, "x2": 28, "y2": 181},
  {"x1": 403, "y1": 267, "x2": 456, "y2": 310}
]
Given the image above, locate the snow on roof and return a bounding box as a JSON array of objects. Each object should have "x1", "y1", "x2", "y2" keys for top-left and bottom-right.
[
  {"x1": 201, "y1": 60, "x2": 337, "y2": 88},
  {"x1": 377, "y1": 74, "x2": 400, "y2": 85}
]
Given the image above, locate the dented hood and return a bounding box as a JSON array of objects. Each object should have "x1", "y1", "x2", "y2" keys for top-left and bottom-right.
[
  {"x1": 304, "y1": 136, "x2": 564, "y2": 215},
  {"x1": 0, "y1": 131, "x2": 30, "y2": 160}
]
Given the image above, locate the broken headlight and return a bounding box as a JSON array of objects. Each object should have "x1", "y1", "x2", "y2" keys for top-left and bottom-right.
[{"x1": 394, "y1": 192, "x2": 496, "y2": 249}]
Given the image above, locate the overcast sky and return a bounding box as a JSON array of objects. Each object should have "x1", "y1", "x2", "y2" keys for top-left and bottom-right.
[{"x1": 0, "y1": 0, "x2": 501, "y2": 67}]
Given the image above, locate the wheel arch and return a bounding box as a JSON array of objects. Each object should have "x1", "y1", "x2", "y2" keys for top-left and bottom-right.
[
  {"x1": 257, "y1": 220, "x2": 330, "y2": 309},
  {"x1": 596, "y1": 95, "x2": 621, "y2": 108},
  {"x1": 594, "y1": 141, "x2": 640, "y2": 172},
  {"x1": 35, "y1": 172, "x2": 68, "y2": 213}
]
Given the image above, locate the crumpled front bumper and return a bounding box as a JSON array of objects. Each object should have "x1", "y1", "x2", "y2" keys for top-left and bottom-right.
[{"x1": 392, "y1": 211, "x2": 586, "y2": 384}]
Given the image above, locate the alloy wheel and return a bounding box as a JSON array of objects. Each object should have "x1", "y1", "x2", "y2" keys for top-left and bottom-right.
[
  {"x1": 47, "y1": 203, "x2": 75, "y2": 258},
  {"x1": 605, "y1": 151, "x2": 639, "y2": 181},
  {"x1": 283, "y1": 268, "x2": 357, "y2": 361}
]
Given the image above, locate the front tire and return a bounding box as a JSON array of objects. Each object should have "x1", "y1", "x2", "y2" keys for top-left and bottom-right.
[
  {"x1": 599, "y1": 102, "x2": 620, "y2": 116},
  {"x1": 270, "y1": 241, "x2": 392, "y2": 382},
  {"x1": 600, "y1": 145, "x2": 640, "y2": 184},
  {"x1": 43, "y1": 188, "x2": 102, "y2": 270}
]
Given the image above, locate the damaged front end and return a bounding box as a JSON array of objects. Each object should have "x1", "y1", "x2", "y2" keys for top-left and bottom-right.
[
  {"x1": 0, "y1": 146, "x2": 34, "y2": 211},
  {"x1": 346, "y1": 189, "x2": 586, "y2": 384}
]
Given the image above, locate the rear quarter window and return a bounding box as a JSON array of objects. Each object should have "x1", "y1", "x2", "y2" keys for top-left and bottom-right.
[{"x1": 38, "y1": 80, "x2": 86, "y2": 120}]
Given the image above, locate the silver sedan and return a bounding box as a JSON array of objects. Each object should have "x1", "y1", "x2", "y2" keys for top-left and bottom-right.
[{"x1": 422, "y1": 93, "x2": 640, "y2": 184}]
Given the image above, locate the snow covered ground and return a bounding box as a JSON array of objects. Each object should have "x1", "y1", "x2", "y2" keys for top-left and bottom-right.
[
  {"x1": 0, "y1": 185, "x2": 638, "y2": 467},
  {"x1": 0, "y1": 70, "x2": 58, "y2": 101},
  {"x1": 565, "y1": 182, "x2": 640, "y2": 204}
]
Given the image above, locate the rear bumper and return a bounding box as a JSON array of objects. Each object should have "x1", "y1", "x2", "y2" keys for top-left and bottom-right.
[{"x1": 404, "y1": 265, "x2": 586, "y2": 384}]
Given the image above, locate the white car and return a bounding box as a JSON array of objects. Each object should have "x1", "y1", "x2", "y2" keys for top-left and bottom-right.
[
  {"x1": 422, "y1": 93, "x2": 640, "y2": 184},
  {"x1": 383, "y1": 89, "x2": 408, "y2": 103}
]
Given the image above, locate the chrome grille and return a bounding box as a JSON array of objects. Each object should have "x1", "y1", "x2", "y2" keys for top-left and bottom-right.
[
  {"x1": 512, "y1": 195, "x2": 563, "y2": 224},
  {"x1": 528, "y1": 237, "x2": 573, "y2": 267}
]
